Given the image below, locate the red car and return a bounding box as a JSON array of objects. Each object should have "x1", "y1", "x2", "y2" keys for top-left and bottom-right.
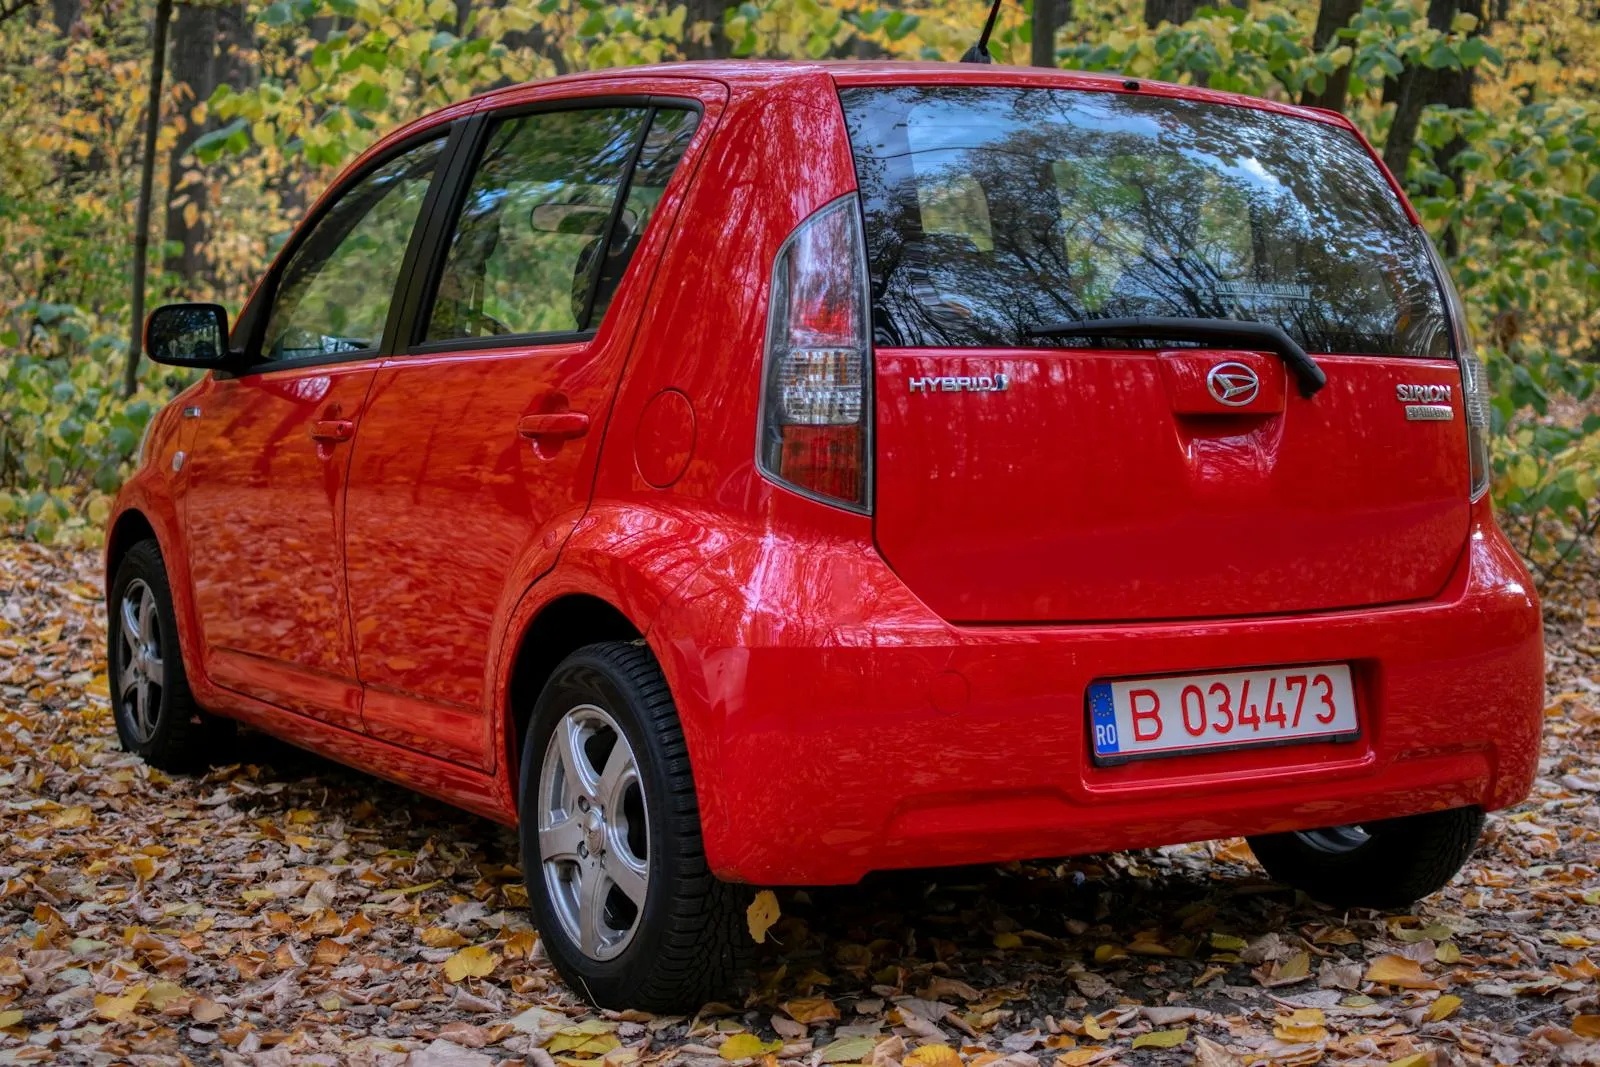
[{"x1": 111, "y1": 61, "x2": 1543, "y2": 1009}]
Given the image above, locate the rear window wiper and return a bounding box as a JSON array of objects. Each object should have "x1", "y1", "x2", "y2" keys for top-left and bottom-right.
[{"x1": 1023, "y1": 317, "x2": 1328, "y2": 398}]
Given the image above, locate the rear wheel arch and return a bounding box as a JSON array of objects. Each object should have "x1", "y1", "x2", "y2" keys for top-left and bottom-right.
[{"x1": 505, "y1": 594, "x2": 645, "y2": 784}]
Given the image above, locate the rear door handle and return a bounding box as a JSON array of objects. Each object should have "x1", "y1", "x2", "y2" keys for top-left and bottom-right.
[
  {"x1": 310, "y1": 419, "x2": 355, "y2": 443},
  {"x1": 517, "y1": 412, "x2": 590, "y2": 441}
]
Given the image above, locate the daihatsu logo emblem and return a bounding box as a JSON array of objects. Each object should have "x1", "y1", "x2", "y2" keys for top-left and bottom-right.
[{"x1": 1206, "y1": 362, "x2": 1260, "y2": 406}]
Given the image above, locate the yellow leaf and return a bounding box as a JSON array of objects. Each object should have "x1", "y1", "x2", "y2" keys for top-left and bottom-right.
[
  {"x1": 993, "y1": 932, "x2": 1022, "y2": 949},
  {"x1": 782, "y1": 997, "x2": 840, "y2": 1024},
  {"x1": 904, "y1": 1044, "x2": 963, "y2": 1067},
  {"x1": 0, "y1": 1010, "x2": 21, "y2": 1029},
  {"x1": 1083, "y1": 1014, "x2": 1110, "y2": 1040},
  {"x1": 1365, "y1": 954, "x2": 1441, "y2": 989},
  {"x1": 1435, "y1": 942, "x2": 1461, "y2": 964},
  {"x1": 819, "y1": 1036, "x2": 878, "y2": 1063},
  {"x1": 1132, "y1": 1028, "x2": 1188, "y2": 1049},
  {"x1": 145, "y1": 981, "x2": 185, "y2": 1010},
  {"x1": 95, "y1": 983, "x2": 148, "y2": 1020},
  {"x1": 747, "y1": 890, "x2": 780, "y2": 944},
  {"x1": 1388, "y1": 1055, "x2": 1430, "y2": 1067},
  {"x1": 443, "y1": 944, "x2": 500, "y2": 982},
  {"x1": 51, "y1": 805, "x2": 92, "y2": 828},
  {"x1": 1209, "y1": 933, "x2": 1247, "y2": 952},
  {"x1": 422, "y1": 926, "x2": 468, "y2": 948},
  {"x1": 1057, "y1": 1050, "x2": 1103, "y2": 1067},
  {"x1": 1273, "y1": 1008, "x2": 1327, "y2": 1043},
  {"x1": 721, "y1": 1034, "x2": 784, "y2": 1060},
  {"x1": 1573, "y1": 1016, "x2": 1600, "y2": 1039},
  {"x1": 1427, "y1": 995, "x2": 1462, "y2": 1022}
]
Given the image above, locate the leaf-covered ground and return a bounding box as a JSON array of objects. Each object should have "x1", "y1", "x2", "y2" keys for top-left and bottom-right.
[{"x1": 1, "y1": 537, "x2": 1597, "y2": 1067}]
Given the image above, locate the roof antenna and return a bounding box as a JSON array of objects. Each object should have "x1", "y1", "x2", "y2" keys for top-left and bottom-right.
[{"x1": 960, "y1": 0, "x2": 1005, "y2": 63}]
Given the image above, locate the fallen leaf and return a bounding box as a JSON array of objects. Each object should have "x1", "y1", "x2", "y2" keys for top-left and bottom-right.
[
  {"x1": 747, "y1": 891, "x2": 780, "y2": 943},
  {"x1": 720, "y1": 1034, "x2": 783, "y2": 1060},
  {"x1": 442, "y1": 944, "x2": 500, "y2": 982},
  {"x1": 1365, "y1": 954, "x2": 1442, "y2": 989},
  {"x1": 1132, "y1": 1028, "x2": 1188, "y2": 1049},
  {"x1": 819, "y1": 1036, "x2": 879, "y2": 1063},
  {"x1": 1082, "y1": 1014, "x2": 1110, "y2": 1040},
  {"x1": 1573, "y1": 1016, "x2": 1600, "y2": 1039},
  {"x1": 94, "y1": 983, "x2": 147, "y2": 1021},
  {"x1": 1426, "y1": 995, "x2": 1462, "y2": 1022},
  {"x1": 1273, "y1": 1009, "x2": 1327, "y2": 1043},
  {"x1": 0, "y1": 1010, "x2": 21, "y2": 1029},
  {"x1": 904, "y1": 1044, "x2": 963, "y2": 1067},
  {"x1": 783, "y1": 997, "x2": 840, "y2": 1025}
]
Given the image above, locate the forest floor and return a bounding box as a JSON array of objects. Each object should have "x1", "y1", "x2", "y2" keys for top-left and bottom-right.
[{"x1": 0, "y1": 537, "x2": 1596, "y2": 1067}]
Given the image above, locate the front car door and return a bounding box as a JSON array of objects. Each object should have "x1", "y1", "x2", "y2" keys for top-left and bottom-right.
[
  {"x1": 341, "y1": 84, "x2": 720, "y2": 767},
  {"x1": 183, "y1": 130, "x2": 452, "y2": 729}
]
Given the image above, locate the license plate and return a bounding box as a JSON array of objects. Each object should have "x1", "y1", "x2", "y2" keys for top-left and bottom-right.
[{"x1": 1088, "y1": 664, "x2": 1358, "y2": 764}]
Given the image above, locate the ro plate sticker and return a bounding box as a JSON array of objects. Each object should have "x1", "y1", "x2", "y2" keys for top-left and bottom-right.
[{"x1": 1088, "y1": 682, "x2": 1120, "y2": 755}]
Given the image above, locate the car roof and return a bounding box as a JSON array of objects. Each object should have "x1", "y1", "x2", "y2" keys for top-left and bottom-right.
[{"x1": 464, "y1": 59, "x2": 1353, "y2": 131}]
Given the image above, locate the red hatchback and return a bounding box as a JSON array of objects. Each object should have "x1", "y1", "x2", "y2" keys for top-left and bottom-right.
[{"x1": 111, "y1": 61, "x2": 1543, "y2": 1009}]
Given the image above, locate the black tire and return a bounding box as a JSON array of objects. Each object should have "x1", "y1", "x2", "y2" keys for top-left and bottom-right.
[
  {"x1": 1247, "y1": 806, "x2": 1485, "y2": 910},
  {"x1": 107, "y1": 539, "x2": 232, "y2": 771},
  {"x1": 518, "y1": 642, "x2": 751, "y2": 1010}
]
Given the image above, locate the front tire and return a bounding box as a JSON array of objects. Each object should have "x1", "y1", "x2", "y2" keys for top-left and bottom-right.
[
  {"x1": 1247, "y1": 806, "x2": 1485, "y2": 910},
  {"x1": 107, "y1": 539, "x2": 232, "y2": 771},
  {"x1": 519, "y1": 642, "x2": 750, "y2": 1010}
]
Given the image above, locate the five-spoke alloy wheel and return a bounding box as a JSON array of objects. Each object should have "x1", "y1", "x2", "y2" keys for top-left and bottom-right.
[
  {"x1": 520, "y1": 642, "x2": 750, "y2": 1010},
  {"x1": 115, "y1": 578, "x2": 166, "y2": 744},
  {"x1": 537, "y1": 703, "x2": 651, "y2": 960}
]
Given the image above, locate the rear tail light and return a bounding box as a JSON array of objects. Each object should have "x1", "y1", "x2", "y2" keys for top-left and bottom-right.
[
  {"x1": 757, "y1": 195, "x2": 873, "y2": 513},
  {"x1": 1425, "y1": 237, "x2": 1492, "y2": 500}
]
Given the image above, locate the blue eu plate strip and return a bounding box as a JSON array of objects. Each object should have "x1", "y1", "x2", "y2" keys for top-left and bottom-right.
[{"x1": 1088, "y1": 682, "x2": 1119, "y2": 755}]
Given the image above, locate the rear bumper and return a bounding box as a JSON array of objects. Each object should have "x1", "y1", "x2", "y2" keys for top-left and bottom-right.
[{"x1": 651, "y1": 504, "x2": 1543, "y2": 885}]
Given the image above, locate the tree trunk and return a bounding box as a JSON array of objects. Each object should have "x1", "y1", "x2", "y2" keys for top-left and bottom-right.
[
  {"x1": 682, "y1": 0, "x2": 728, "y2": 58},
  {"x1": 1144, "y1": 0, "x2": 1199, "y2": 27},
  {"x1": 1300, "y1": 0, "x2": 1363, "y2": 113},
  {"x1": 162, "y1": 1, "x2": 250, "y2": 283},
  {"x1": 1032, "y1": 0, "x2": 1070, "y2": 67},
  {"x1": 1382, "y1": 0, "x2": 1483, "y2": 191},
  {"x1": 124, "y1": 0, "x2": 173, "y2": 398}
]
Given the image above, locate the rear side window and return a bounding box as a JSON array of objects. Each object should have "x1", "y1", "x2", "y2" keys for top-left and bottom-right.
[
  {"x1": 841, "y1": 86, "x2": 1448, "y2": 357},
  {"x1": 424, "y1": 105, "x2": 699, "y2": 344}
]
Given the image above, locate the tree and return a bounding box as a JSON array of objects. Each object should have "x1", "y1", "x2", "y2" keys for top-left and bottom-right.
[
  {"x1": 162, "y1": 1, "x2": 251, "y2": 283},
  {"x1": 1382, "y1": 0, "x2": 1484, "y2": 181},
  {"x1": 124, "y1": 0, "x2": 173, "y2": 397},
  {"x1": 1300, "y1": 0, "x2": 1362, "y2": 112},
  {"x1": 682, "y1": 0, "x2": 729, "y2": 59},
  {"x1": 1032, "y1": 0, "x2": 1068, "y2": 67},
  {"x1": 1143, "y1": 0, "x2": 1198, "y2": 27}
]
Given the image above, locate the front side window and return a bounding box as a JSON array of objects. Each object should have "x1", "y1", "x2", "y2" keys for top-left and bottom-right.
[
  {"x1": 842, "y1": 86, "x2": 1449, "y2": 357},
  {"x1": 260, "y1": 138, "x2": 444, "y2": 362},
  {"x1": 424, "y1": 105, "x2": 700, "y2": 344}
]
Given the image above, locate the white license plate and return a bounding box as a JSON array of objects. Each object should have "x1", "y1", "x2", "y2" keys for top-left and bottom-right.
[{"x1": 1088, "y1": 664, "x2": 1358, "y2": 763}]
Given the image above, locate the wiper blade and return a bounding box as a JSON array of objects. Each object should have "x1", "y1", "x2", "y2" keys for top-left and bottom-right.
[{"x1": 1023, "y1": 316, "x2": 1328, "y2": 399}]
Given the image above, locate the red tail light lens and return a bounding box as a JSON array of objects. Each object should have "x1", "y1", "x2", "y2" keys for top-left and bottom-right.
[{"x1": 757, "y1": 195, "x2": 872, "y2": 512}]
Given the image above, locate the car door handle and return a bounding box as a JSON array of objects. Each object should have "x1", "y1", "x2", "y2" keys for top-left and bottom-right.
[
  {"x1": 310, "y1": 419, "x2": 355, "y2": 443},
  {"x1": 517, "y1": 412, "x2": 590, "y2": 441}
]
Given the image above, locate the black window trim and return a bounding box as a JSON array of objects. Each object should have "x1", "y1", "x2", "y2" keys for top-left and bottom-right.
[
  {"x1": 222, "y1": 121, "x2": 470, "y2": 379},
  {"x1": 395, "y1": 93, "x2": 707, "y2": 359}
]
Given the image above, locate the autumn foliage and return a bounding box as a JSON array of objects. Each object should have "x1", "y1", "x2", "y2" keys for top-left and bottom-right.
[{"x1": 1, "y1": 0, "x2": 1598, "y2": 566}]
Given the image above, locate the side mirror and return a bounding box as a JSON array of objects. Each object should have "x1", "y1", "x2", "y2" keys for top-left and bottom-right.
[{"x1": 144, "y1": 303, "x2": 234, "y2": 368}]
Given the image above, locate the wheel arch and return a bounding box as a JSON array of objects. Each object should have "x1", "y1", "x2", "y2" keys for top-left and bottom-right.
[
  {"x1": 503, "y1": 593, "x2": 645, "y2": 787},
  {"x1": 105, "y1": 508, "x2": 159, "y2": 591}
]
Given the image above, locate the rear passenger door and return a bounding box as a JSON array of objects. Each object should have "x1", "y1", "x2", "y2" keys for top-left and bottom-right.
[{"x1": 342, "y1": 86, "x2": 718, "y2": 769}]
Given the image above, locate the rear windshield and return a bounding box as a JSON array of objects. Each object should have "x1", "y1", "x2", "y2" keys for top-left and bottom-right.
[{"x1": 841, "y1": 86, "x2": 1449, "y2": 357}]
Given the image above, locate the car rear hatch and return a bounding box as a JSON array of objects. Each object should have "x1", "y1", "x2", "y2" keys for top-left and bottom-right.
[{"x1": 841, "y1": 82, "x2": 1470, "y2": 623}]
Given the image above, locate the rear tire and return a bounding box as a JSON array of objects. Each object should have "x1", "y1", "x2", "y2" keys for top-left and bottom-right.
[
  {"x1": 107, "y1": 539, "x2": 233, "y2": 771},
  {"x1": 519, "y1": 642, "x2": 751, "y2": 1010},
  {"x1": 1246, "y1": 806, "x2": 1485, "y2": 909}
]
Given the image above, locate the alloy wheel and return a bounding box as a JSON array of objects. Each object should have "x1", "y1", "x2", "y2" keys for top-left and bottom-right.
[
  {"x1": 116, "y1": 578, "x2": 165, "y2": 743},
  {"x1": 537, "y1": 703, "x2": 650, "y2": 961},
  {"x1": 1294, "y1": 824, "x2": 1371, "y2": 854}
]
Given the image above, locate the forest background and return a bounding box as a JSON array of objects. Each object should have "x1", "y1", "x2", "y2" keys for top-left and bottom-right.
[{"x1": 1, "y1": 0, "x2": 1597, "y2": 577}]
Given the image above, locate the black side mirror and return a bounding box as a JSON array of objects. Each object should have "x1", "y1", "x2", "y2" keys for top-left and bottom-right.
[{"x1": 144, "y1": 303, "x2": 234, "y2": 368}]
